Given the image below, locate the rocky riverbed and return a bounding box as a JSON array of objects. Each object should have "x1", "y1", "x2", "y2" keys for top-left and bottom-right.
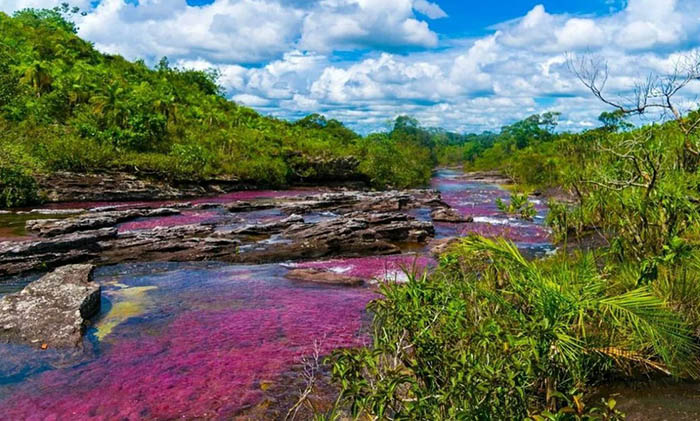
[{"x1": 0, "y1": 169, "x2": 555, "y2": 420}]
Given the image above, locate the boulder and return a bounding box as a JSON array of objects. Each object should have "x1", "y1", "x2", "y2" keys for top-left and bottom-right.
[
  {"x1": 431, "y1": 207, "x2": 473, "y2": 223},
  {"x1": 428, "y1": 237, "x2": 460, "y2": 256},
  {"x1": 285, "y1": 268, "x2": 364, "y2": 286},
  {"x1": 0, "y1": 265, "x2": 100, "y2": 348}
]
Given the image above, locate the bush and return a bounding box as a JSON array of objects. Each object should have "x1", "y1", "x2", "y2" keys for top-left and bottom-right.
[
  {"x1": 33, "y1": 134, "x2": 114, "y2": 172},
  {"x1": 169, "y1": 143, "x2": 212, "y2": 178},
  {"x1": 322, "y1": 237, "x2": 697, "y2": 420},
  {"x1": 0, "y1": 165, "x2": 39, "y2": 208}
]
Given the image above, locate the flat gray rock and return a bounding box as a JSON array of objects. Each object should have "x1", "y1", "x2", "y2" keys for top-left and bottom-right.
[{"x1": 0, "y1": 264, "x2": 100, "y2": 348}]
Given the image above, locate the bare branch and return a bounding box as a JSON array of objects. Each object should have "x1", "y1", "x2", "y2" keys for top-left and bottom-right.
[{"x1": 567, "y1": 51, "x2": 700, "y2": 123}]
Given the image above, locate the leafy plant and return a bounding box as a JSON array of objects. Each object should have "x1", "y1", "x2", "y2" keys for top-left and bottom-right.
[
  {"x1": 0, "y1": 164, "x2": 39, "y2": 208},
  {"x1": 497, "y1": 192, "x2": 537, "y2": 220}
]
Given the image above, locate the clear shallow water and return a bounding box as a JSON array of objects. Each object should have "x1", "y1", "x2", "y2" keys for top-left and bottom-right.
[{"x1": 0, "y1": 169, "x2": 554, "y2": 419}]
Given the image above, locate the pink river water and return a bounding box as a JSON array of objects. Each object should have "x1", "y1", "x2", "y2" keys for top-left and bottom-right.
[{"x1": 0, "y1": 169, "x2": 551, "y2": 420}]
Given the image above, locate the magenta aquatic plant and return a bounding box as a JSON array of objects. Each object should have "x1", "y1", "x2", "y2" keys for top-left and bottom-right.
[
  {"x1": 431, "y1": 169, "x2": 550, "y2": 246},
  {"x1": 0, "y1": 264, "x2": 376, "y2": 420}
]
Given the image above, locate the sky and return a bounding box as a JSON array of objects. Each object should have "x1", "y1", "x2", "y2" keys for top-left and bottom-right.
[{"x1": 2, "y1": 0, "x2": 700, "y2": 133}]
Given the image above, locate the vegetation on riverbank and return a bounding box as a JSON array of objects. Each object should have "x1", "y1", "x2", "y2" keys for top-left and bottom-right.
[
  {"x1": 1, "y1": 8, "x2": 475, "y2": 207},
  {"x1": 297, "y1": 57, "x2": 700, "y2": 419}
]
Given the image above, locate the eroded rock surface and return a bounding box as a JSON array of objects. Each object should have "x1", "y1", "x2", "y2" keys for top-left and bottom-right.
[
  {"x1": 0, "y1": 228, "x2": 117, "y2": 276},
  {"x1": 0, "y1": 264, "x2": 100, "y2": 348},
  {"x1": 99, "y1": 224, "x2": 240, "y2": 264},
  {"x1": 26, "y1": 208, "x2": 180, "y2": 237},
  {"x1": 0, "y1": 188, "x2": 463, "y2": 277},
  {"x1": 37, "y1": 171, "x2": 244, "y2": 203}
]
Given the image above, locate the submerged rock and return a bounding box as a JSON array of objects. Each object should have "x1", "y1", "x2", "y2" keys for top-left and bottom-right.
[{"x1": 0, "y1": 264, "x2": 100, "y2": 348}]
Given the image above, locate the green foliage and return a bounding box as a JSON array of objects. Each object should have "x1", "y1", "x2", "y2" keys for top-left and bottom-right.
[
  {"x1": 598, "y1": 111, "x2": 633, "y2": 132},
  {"x1": 0, "y1": 10, "x2": 442, "y2": 197},
  {"x1": 529, "y1": 396, "x2": 625, "y2": 421},
  {"x1": 497, "y1": 192, "x2": 537, "y2": 220},
  {"x1": 0, "y1": 164, "x2": 39, "y2": 208},
  {"x1": 169, "y1": 143, "x2": 212, "y2": 177},
  {"x1": 357, "y1": 133, "x2": 432, "y2": 188},
  {"x1": 12, "y1": 3, "x2": 83, "y2": 34},
  {"x1": 500, "y1": 111, "x2": 560, "y2": 149},
  {"x1": 325, "y1": 237, "x2": 697, "y2": 419}
]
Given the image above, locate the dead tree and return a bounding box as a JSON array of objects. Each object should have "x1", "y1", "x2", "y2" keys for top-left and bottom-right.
[{"x1": 567, "y1": 52, "x2": 700, "y2": 170}]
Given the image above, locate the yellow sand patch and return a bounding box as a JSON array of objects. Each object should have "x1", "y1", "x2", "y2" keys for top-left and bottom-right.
[{"x1": 95, "y1": 286, "x2": 157, "y2": 340}]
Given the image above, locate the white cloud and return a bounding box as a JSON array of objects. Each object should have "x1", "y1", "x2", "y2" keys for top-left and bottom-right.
[
  {"x1": 299, "y1": 0, "x2": 441, "y2": 52},
  {"x1": 556, "y1": 18, "x2": 606, "y2": 49},
  {"x1": 78, "y1": 0, "x2": 303, "y2": 64},
  {"x1": 413, "y1": 0, "x2": 447, "y2": 19},
  {"x1": 3, "y1": 0, "x2": 700, "y2": 132}
]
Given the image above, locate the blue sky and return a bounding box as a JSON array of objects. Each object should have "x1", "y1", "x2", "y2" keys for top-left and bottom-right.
[{"x1": 3, "y1": 0, "x2": 700, "y2": 133}]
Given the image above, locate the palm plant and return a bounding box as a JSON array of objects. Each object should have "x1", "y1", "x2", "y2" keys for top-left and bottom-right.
[
  {"x1": 18, "y1": 60, "x2": 53, "y2": 97},
  {"x1": 459, "y1": 237, "x2": 698, "y2": 382},
  {"x1": 89, "y1": 80, "x2": 128, "y2": 127}
]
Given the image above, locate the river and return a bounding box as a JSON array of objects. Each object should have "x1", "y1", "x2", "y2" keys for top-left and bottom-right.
[{"x1": 7, "y1": 169, "x2": 688, "y2": 419}]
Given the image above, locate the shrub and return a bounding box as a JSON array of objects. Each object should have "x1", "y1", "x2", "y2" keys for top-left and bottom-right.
[
  {"x1": 169, "y1": 143, "x2": 212, "y2": 178},
  {"x1": 0, "y1": 165, "x2": 39, "y2": 208},
  {"x1": 323, "y1": 237, "x2": 697, "y2": 420},
  {"x1": 496, "y1": 192, "x2": 537, "y2": 220}
]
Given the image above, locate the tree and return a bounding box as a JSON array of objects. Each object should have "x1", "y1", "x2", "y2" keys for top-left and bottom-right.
[
  {"x1": 500, "y1": 112, "x2": 560, "y2": 149},
  {"x1": 598, "y1": 110, "x2": 633, "y2": 132},
  {"x1": 13, "y1": 3, "x2": 83, "y2": 34}
]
